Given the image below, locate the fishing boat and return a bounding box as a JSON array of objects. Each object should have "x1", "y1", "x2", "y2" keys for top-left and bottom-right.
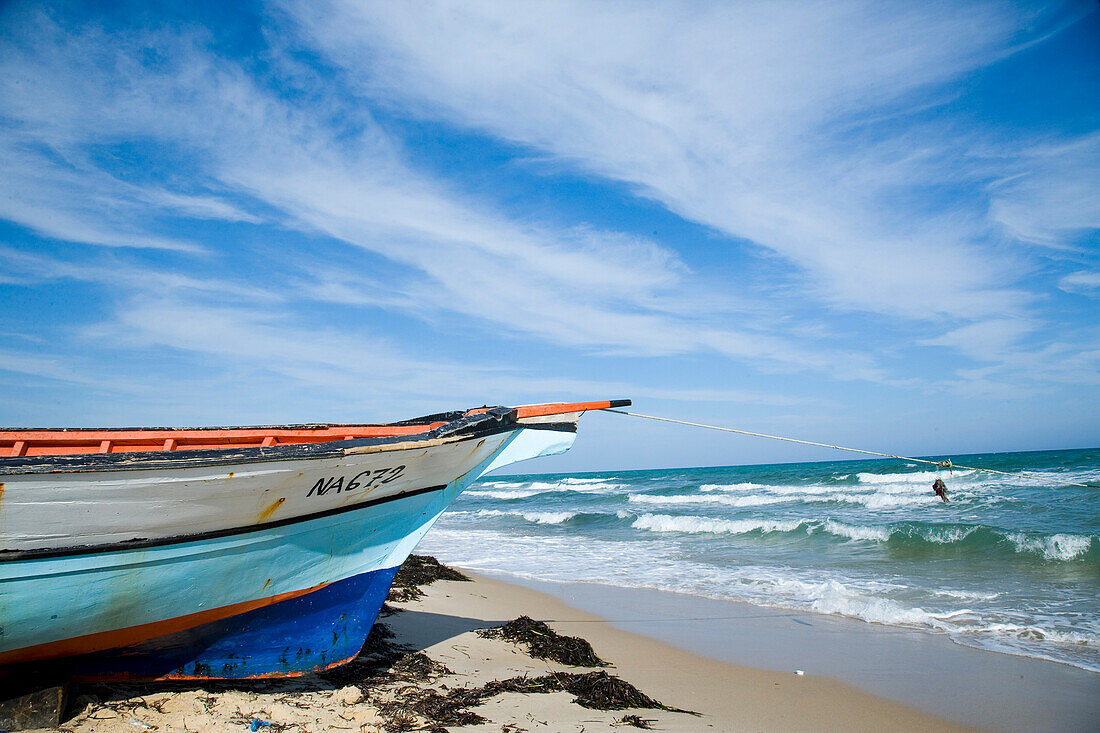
[{"x1": 0, "y1": 400, "x2": 628, "y2": 681}]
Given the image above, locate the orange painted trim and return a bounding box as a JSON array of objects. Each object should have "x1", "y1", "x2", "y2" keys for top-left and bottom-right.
[
  {"x1": 0, "y1": 581, "x2": 331, "y2": 665},
  {"x1": 466, "y1": 400, "x2": 619, "y2": 419},
  {"x1": 512, "y1": 400, "x2": 627, "y2": 419},
  {"x1": 152, "y1": 648, "x2": 361, "y2": 682},
  {"x1": 0, "y1": 423, "x2": 447, "y2": 457}
]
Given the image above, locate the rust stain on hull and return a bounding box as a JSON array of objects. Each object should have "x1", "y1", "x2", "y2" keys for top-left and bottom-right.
[{"x1": 257, "y1": 497, "x2": 286, "y2": 523}]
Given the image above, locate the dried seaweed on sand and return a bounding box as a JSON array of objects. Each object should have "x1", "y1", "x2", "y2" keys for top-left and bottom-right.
[
  {"x1": 377, "y1": 669, "x2": 694, "y2": 730},
  {"x1": 387, "y1": 555, "x2": 471, "y2": 603},
  {"x1": 477, "y1": 616, "x2": 608, "y2": 667}
]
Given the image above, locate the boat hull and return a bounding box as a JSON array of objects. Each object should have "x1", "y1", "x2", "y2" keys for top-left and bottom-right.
[
  {"x1": 12, "y1": 565, "x2": 401, "y2": 681},
  {"x1": 0, "y1": 418, "x2": 579, "y2": 680}
]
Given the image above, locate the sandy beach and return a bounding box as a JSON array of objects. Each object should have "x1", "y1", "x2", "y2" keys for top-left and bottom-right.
[
  {"x1": 497, "y1": 573, "x2": 1100, "y2": 732},
  {"x1": 22, "y1": 556, "x2": 1006, "y2": 733},
  {"x1": 381, "y1": 572, "x2": 975, "y2": 732}
]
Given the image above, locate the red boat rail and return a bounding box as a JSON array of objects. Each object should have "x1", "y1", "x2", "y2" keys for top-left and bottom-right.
[{"x1": 0, "y1": 400, "x2": 629, "y2": 458}]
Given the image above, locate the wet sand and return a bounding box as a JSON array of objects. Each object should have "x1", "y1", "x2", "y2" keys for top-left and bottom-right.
[{"x1": 495, "y1": 574, "x2": 1100, "y2": 732}]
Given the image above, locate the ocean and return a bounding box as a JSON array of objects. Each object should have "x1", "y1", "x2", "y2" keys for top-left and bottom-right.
[{"x1": 418, "y1": 447, "x2": 1100, "y2": 673}]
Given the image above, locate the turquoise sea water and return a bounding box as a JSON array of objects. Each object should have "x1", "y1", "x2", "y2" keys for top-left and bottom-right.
[{"x1": 418, "y1": 447, "x2": 1100, "y2": 672}]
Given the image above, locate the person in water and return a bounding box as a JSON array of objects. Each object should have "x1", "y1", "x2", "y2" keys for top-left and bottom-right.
[{"x1": 932, "y1": 478, "x2": 949, "y2": 503}]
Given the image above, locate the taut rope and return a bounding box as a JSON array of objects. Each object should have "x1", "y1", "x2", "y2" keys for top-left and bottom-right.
[{"x1": 605, "y1": 409, "x2": 1091, "y2": 488}]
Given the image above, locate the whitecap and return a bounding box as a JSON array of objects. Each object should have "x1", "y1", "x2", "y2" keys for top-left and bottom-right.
[
  {"x1": 699, "y1": 482, "x2": 766, "y2": 492},
  {"x1": 857, "y1": 470, "x2": 977, "y2": 485},
  {"x1": 465, "y1": 489, "x2": 542, "y2": 500},
  {"x1": 820, "y1": 520, "x2": 891, "y2": 542},
  {"x1": 627, "y1": 493, "x2": 790, "y2": 507},
  {"x1": 632, "y1": 514, "x2": 805, "y2": 535},
  {"x1": 1006, "y1": 532, "x2": 1096, "y2": 561},
  {"x1": 461, "y1": 509, "x2": 579, "y2": 524}
]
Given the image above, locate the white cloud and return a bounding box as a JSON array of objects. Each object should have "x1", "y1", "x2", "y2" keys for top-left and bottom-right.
[
  {"x1": 0, "y1": 348, "x2": 98, "y2": 386},
  {"x1": 0, "y1": 10, "x2": 885, "y2": 382},
  {"x1": 989, "y1": 132, "x2": 1100, "y2": 246},
  {"x1": 922, "y1": 318, "x2": 1036, "y2": 363},
  {"x1": 1058, "y1": 270, "x2": 1100, "y2": 296},
  {"x1": 0, "y1": 245, "x2": 280, "y2": 303},
  {"x1": 0, "y1": 146, "x2": 205, "y2": 252},
  {"x1": 65, "y1": 294, "x2": 816, "y2": 414},
  {"x1": 286, "y1": 0, "x2": 1084, "y2": 323}
]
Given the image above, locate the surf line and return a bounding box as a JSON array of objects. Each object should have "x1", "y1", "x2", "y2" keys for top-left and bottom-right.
[{"x1": 605, "y1": 409, "x2": 1091, "y2": 488}]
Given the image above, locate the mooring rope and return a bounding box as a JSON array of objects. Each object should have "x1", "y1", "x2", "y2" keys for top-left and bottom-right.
[{"x1": 605, "y1": 409, "x2": 1091, "y2": 488}]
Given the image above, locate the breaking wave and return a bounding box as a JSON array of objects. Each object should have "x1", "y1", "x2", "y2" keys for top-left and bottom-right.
[
  {"x1": 470, "y1": 478, "x2": 623, "y2": 497},
  {"x1": 628, "y1": 514, "x2": 1099, "y2": 563},
  {"x1": 632, "y1": 514, "x2": 807, "y2": 535},
  {"x1": 465, "y1": 489, "x2": 544, "y2": 500},
  {"x1": 627, "y1": 493, "x2": 791, "y2": 507},
  {"x1": 451, "y1": 509, "x2": 580, "y2": 525},
  {"x1": 856, "y1": 469, "x2": 978, "y2": 484}
]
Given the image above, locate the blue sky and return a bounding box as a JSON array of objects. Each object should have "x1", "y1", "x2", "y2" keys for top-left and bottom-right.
[{"x1": 1, "y1": 0, "x2": 1098, "y2": 472}]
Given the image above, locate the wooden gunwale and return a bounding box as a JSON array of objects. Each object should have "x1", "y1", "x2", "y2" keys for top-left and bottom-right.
[{"x1": 0, "y1": 401, "x2": 627, "y2": 458}]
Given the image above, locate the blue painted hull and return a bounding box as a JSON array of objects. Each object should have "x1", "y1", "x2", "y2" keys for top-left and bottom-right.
[{"x1": 45, "y1": 566, "x2": 399, "y2": 680}]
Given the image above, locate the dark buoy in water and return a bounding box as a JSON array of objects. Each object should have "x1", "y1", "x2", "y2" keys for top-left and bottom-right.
[{"x1": 932, "y1": 478, "x2": 949, "y2": 503}]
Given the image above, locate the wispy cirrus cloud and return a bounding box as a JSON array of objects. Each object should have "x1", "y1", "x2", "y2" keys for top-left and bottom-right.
[
  {"x1": 284, "y1": 0, "x2": 1080, "y2": 320},
  {"x1": 1058, "y1": 270, "x2": 1100, "y2": 297},
  {"x1": 278, "y1": 0, "x2": 1100, "y2": 397},
  {"x1": 0, "y1": 6, "x2": 884, "y2": 384},
  {"x1": 989, "y1": 132, "x2": 1100, "y2": 247}
]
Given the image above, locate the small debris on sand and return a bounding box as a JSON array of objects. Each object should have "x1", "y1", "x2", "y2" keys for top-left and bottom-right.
[
  {"x1": 478, "y1": 616, "x2": 608, "y2": 667},
  {"x1": 335, "y1": 685, "x2": 363, "y2": 705},
  {"x1": 616, "y1": 713, "x2": 657, "y2": 728}
]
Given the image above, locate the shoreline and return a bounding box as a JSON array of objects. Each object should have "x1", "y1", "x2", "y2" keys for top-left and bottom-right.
[{"x1": 469, "y1": 569, "x2": 1100, "y2": 732}]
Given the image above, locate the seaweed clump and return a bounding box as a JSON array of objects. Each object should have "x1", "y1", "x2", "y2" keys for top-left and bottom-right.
[
  {"x1": 379, "y1": 686, "x2": 488, "y2": 730},
  {"x1": 378, "y1": 669, "x2": 686, "y2": 730},
  {"x1": 377, "y1": 670, "x2": 692, "y2": 730},
  {"x1": 478, "y1": 616, "x2": 608, "y2": 667},
  {"x1": 387, "y1": 555, "x2": 471, "y2": 603},
  {"x1": 391, "y1": 652, "x2": 452, "y2": 681},
  {"x1": 533, "y1": 671, "x2": 690, "y2": 712}
]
